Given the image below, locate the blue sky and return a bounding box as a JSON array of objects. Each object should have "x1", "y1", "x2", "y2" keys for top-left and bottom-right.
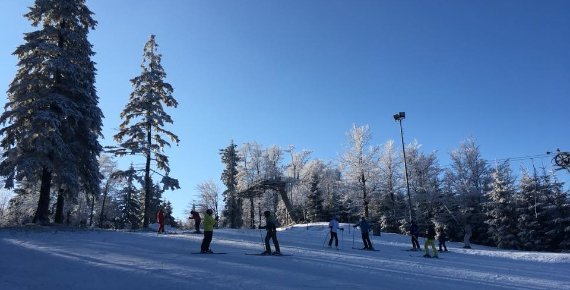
[{"x1": 1, "y1": 0, "x2": 569, "y2": 219}]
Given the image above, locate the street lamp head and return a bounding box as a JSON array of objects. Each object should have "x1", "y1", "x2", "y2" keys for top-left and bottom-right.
[{"x1": 393, "y1": 112, "x2": 406, "y2": 121}]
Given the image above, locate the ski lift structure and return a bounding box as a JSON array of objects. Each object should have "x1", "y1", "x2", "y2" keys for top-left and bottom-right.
[
  {"x1": 549, "y1": 149, "x2": 570, "y2": 174},
  {"x1": 237, "y1": 177, "x2": 301, "y2": 224}
]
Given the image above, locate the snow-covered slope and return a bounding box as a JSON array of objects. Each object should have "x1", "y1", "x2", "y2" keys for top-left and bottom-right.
[{"x1": 1, "y1": 223, "x2": 569, "y2": 290}]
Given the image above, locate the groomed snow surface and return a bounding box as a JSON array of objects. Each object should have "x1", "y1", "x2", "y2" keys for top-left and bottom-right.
[{"x1": 1, "y1": 223, "x2": 569, "y2": 290}]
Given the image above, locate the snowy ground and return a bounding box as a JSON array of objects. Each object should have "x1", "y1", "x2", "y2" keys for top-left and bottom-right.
[{"x1": 1, "y1": 223, "x2": 569, "y2": 290}]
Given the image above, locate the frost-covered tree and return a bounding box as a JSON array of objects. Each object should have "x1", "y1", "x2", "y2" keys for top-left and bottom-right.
[
  {"x1": 0, "y1": 0, "x2": 103, "y2": 224},
  {"x1": 196, "y1": 179, "x2": 221, "y2": 215},
  {"x1": 444, "y1": 137, "x2": 490, "y2": 244},
  {"x1": 340, "y1": 124, "x2": 381, "y2": 218},
  {"x1": 405, "y1": 140, "x2": 442, "y2": 225},
  {"x1": 484, "y1": 161, "x2": 519, "y2": 249},
  {"x1": 377, "y1": 140, "x2": 406, "y2": 231},
  {"x1": 112, "y1": 35, "x2": 180, "y2": 228},
  {"x1": 220, "y1": 140, "x2": 242, "y2": 228}
]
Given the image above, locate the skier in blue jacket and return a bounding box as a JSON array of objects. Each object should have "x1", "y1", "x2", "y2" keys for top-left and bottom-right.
[{"x1": 354, "y1": 217, "x2": 374, "y2": 250}]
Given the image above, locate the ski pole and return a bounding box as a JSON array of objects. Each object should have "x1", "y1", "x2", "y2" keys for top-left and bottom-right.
[
  {"x1": 341, "y1": 228, "x2": 344, "y2": 250},
  {"x1": 259, "y1": 227, "x2": 265, "y2": 251},
  {"x1": 352, "y1": 227, "x2": 355, "y2": 249}
]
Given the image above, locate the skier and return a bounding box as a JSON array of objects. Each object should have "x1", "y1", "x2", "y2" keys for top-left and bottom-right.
[
  {"x1": 328, "y1": 216, "x2": 343, "y2": 248},
  {"x1": 438, "y1": 227, "x2": 448, "y2": 252},
  {"x1": 189, "y1": 210, "x2": 202, "y2": 234},
  {"x1": 409, "y1": 220, "x2": 420, "y2": 251},
  {"x1": 259, "y1": 210, "x2": 281, "y2": 255},
  {"x1": 424, "y1": 223, "x2": 438, "y2": 258},
  {"x1": 156, "y1": 207, "x2": 165, "y2": 234},
  {"x1": 353, "y1": 217, "x2": 374, "y2": 250},
  {"x1": 200, "y1": 209, "x2": 215, "y2": 253}
]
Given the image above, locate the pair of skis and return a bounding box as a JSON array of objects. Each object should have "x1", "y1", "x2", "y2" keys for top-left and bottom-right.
[
  {"x1": 190, "y1": 251, "x2": 292, "y2": 256},
  {"x1": 352, "y1": 247, "x2": 380, "y2": 251}
]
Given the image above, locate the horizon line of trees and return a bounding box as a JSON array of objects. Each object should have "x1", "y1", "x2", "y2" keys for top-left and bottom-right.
[{"x1": 215, "y1": 125, "x2": 569, "y2": 252}]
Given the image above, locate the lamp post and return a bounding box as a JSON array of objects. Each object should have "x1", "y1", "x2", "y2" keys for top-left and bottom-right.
[{"x1": 393, "y1": 112, "x2": 414, "y2": 222}]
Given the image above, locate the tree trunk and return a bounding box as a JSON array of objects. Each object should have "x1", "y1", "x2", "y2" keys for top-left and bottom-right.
[
  {"x1": 99, "y1": 182, "x2": 109, "y2": 228},
  {"x1": 361, "y1": 173, "x2": 369, "y2": 218},
  {"x1": 54, "y1": 189, "x2": 65, "y2": 224},
  {"x1": 249, "y1": 197, "x2": 255, "y2": 228},
  {"x1": 33, "y1": 168, "x2": 52, "y2": 224},
  {"x1": 89, "y1": 192, "x2": 95, "y2": 227},
  {"x1": 277, "y1": 187, "x2": 300, "y2": 222},
  {"x1": 143, "y1": 121, "x2": 152, "y2": 228}
]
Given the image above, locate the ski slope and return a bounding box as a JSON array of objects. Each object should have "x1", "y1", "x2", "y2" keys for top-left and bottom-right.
[{"x1": 1, "y1": 223, "x2": 569, "y2": 290}]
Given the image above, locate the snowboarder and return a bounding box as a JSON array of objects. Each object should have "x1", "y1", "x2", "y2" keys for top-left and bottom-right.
[
  {"x1": 259, "y1": 210, "x2": 281, "y2": 255},
  {"x1": 438, "y1": 227, "x2": 448, "y2": 252},
  {"x1": 424, "y1": 223, "x2": 438, "y2": 258},
  {"x1": 463, "y1": 223, "x2": 472, "y2": 249},
  {"x1": 189, "y1": 210, "x2": 202, "y2": 233},
  {"x1": 354, "y1": 217, "x2": 374, "y2": 250},
  {"x1": 328, "y1": 216, "x2": 343, "y2": 248},
  {"x1": 409, "y1": 220, "x2": 420, "y2": 251},
  {"x1": 200, "y1": 209, "x2": 215, "y2": 253},
  {"x1": 156, "y1": 207, "x2": 165, "y2": 234}
]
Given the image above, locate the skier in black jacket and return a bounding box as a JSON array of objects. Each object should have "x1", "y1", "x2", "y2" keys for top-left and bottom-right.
[
  {"x1": 259, "y1": 210, "x2": 281, "y2": 255},
  {"x1": 409, "y1": 221, "x2": 420, "y2": 251}
]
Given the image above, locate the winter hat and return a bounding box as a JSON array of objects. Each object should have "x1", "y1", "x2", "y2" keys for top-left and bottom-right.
[
  {"x1": 206, "y1": 209, "x2": 213, "y2": 215},
  {"x1": 263, "y1": 210, "x2": 271, "y2": 217}
]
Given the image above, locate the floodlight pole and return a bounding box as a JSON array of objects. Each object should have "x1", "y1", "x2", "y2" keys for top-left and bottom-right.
[{"x1": 394, "y1": 112, "x2": 414, "y2": 222}]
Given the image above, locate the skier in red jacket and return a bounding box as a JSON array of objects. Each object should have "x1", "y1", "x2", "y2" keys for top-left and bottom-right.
[
  {"x1": 189, "y1": 210, "x2": 202, "y2": 233},
  {"x1": 156, "y1": 208, "x2": 165, "y2": 234}
]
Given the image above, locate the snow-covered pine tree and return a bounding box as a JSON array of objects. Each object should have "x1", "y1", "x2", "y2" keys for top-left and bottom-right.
[
  {"x1": 220, "y1": 140, "x2": 243, "y2": 228},
  {"x1": 484, "y1": 161, "x2": 520, "y2": 249},
  {"x1": 306, "y1": 170, "x2": 325, "y2": 222},
  {"x1": 536, "y1": 170, "x2": 570, "y2": 251},
  {"x1": 517, "y1": 169, "x2": 548, "y2": 250},
  {"x1": 116, "y1": 165, "x2": 143, "y2": 229},
  {"x1": 113, "y1": 35, "x2": 180, "y2": 228},
  {"x1": 0, "y1": 0, "x2": 103, "y2": 224}
]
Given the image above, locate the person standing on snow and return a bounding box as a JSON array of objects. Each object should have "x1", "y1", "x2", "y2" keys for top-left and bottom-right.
[
  {"x1": 260, "y1": 210, "x2": 281, "y2": 255},
  {"x1": 424, "y1": 223, "x2": 439, "y2": 258},
  {"x1": 189, "y1": 210, "x2": 202, "y2": 234},
  {"x1": 156, "y1": 207, "x2": 165, "y2": 234},
  {"x1": 354, "y1": 217, "x2": 374, "y2": 250},
  {"x1": 328, "y1": 216, "x2": 343, "y2": 248},
  {"x1": 200, "y1": 209, "x2": 215, "y2": 253},
  {"x1": 409, "y1": 220, "x2": 421, "y2": 251}
]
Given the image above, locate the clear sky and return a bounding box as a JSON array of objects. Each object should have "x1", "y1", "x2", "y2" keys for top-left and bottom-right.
[{"x1": 1, "y1": 0, "x2": 569, "y2": 220}]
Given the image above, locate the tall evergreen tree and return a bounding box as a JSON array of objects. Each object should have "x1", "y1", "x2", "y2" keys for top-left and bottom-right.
[
  {"x1": 484, "y1": 161, "x2": 519, "y2": 249},
  {"x1": 116, "y1": 165, "x2": 143, "y2": 229},
  {"x1": 113, "y1": 35, "x2": 180, "y2": 228},
  {"x1": 306, "y1": 171, "x2": 325, "y2": 222},
  {"x1": 0, "y1": 0, "x2": 102, "y2": 224},
  {"x1": 220, "y1": 140, "x2": 242, "y2": 228}
]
